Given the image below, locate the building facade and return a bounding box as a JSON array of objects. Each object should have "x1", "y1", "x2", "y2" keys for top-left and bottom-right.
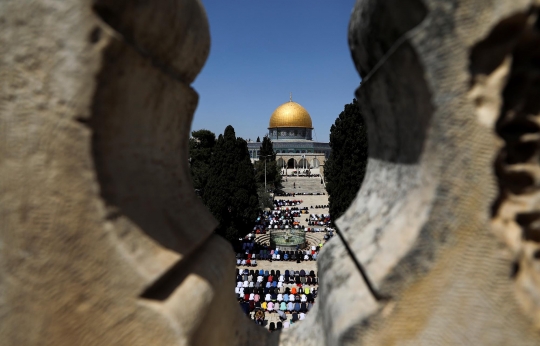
[{"x1": 247, "y1": 97, "x2": 331, "y2": 170}]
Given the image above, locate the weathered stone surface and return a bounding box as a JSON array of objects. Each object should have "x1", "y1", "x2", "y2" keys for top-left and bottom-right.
[
  {"x1": 282, "y1": 0, "x2": 540, "y2": 344},
  {"x1": 0, "y1": 0, "x2": 265, "y2": 345},
  {"x1": 3, "y1": 0, "x2": 540, "y2": 345}
]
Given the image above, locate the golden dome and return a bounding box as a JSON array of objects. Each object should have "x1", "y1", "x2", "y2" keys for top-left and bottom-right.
[{"x1": 269, "y1": 101, "x2": 313, "y2": 128}]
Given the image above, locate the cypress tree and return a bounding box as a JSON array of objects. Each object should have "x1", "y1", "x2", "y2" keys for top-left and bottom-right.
[
  {"x1": 254, "y1": 136, "x2": 281, "y2": 188},
  {"x1": 189, "y1": 129, "x2": 216, "y2": 193},
  {"x1": 325, "y1": 99, "x2": 368, "y2": 220},
  {"x1": 203, "y1": 125, "x2": 260, "y2": 242}
]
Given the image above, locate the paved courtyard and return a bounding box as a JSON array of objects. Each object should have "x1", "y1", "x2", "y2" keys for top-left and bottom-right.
[{"x1": 236, "y1": 176, "x2": 332, "y2": 330}]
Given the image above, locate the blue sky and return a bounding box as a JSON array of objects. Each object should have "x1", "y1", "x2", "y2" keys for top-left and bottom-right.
[{"x1": 192, "y1": 0, "x2": 360, "y2": 143}]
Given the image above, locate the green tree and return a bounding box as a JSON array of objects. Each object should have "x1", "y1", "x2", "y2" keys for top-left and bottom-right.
[
  {"x1": 203, "y1": 126, "x2": 260, "y2": 242},
  {"x1": 325, "y1": 98, "x2": 368, "y2": 220},
  {"x1": 256, "y1": 136, "x2": 260, "y2": 142},
  {"x1": 189, "y1": 129, "x2": 216, "y2": 192},
  {"x1": 254, "y1": 136, "x2": 281, "y2": 189}
]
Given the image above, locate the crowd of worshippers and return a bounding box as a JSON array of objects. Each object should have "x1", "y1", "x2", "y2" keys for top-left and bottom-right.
[
  {"x1": 274, "y1": 192, "x2": 325, "y2": 197},
  {"x1": 307, "y1": 213, "x2": 332, "y2": 226},
  {"x1": 274, "y1": 199, "x2": 303, "y2": 207},
  {"x1": 252, "y1": 209, "x2": 305, "y2": 234},
  {"x1": 236, "y1": 268, "x2": 318, "y2": 321},
  {"x1": 236, "y1": 245, "x2": 322, "y2": 265}
]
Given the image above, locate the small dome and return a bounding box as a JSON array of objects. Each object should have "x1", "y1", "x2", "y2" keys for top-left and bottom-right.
[{"x1": 269, "y1": 101, "x2": 313, "y2": 129}]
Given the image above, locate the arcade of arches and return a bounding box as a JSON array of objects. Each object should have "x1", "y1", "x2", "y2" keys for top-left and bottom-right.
[{"x1": 275, "y1": 154, "x2": 324, "y2": 170}]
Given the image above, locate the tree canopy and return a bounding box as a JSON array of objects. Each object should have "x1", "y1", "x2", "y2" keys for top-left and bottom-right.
[
  {"x1": 254, "y1": 136, "x2": 281, "y2": 189},
  {"x1": 189, "y1": 129, "x2": 216, "y2": 192},
  {"x1": 203, "y1": 125, "x2": 260, "y2": 242},
  {"x1": 325, "y1": 98, "x2": 368, "y2": 220}
]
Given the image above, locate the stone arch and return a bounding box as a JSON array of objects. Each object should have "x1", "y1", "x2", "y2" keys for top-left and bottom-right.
[
  {"x1": 312, "y1": 158, "x2": 320, "y2": 168},
  {"x1": 277, "y1": 158, "x2": 285, "y2": 168},
  {"x1": 298, "y1": 158, "x2": 309, "y2": 169},
  {"x1": 287, "y1": 158, "x2": 297, "y2": 169}
]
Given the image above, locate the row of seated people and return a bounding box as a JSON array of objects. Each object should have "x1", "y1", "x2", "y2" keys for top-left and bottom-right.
[
  {"x1": 235, "y1": 240, "x2": 321, "y2": 263},
  {"x1": 274, "y1": 192, "x2": 325, "y2": 196},
  {"x1": 236, "y1": 269, "x2": 318, "y2": 287},
  {"x1": 309, "y1": 213, "x2": 331, "y2": 222},
  {"x1": 304, "y1": 227, "x2": 331, "y2": 232},
  {"x1": 235, "y1": 284, "x2": 317, "y2": 298},
  {"x1": 235, "y1": 275, "x2": 319, "y2": 288},
  {"x1": 261, "y1": 300, "x2": 313, "y2": 313},
  {"x1": 236, "y1": 287, "x2": 317, "y2": 303},
  {"x1": 237, "y1": 258, "x2": 258, "y2": 266},
  {"x1": 251, "y1": 308, "x2": 307, "y2": 330},
  {"x1": 308, "y1": 221, "x2": 331, "y2": 226},
  {"x1": 274, "y1": 206, "x2": 308, "y2": 212},
  {"x1": 273, "y1": 199, "x2": 304, "y2": 207},
  {"x1": 238, "y1": 268, "x2": 317, "y2": 277},
  {"x1": 310, "y1": 205, "x2": 329, "y2": 209},
  {"x1": 307, "y1": 213, "x2": 332, "y2": 227},
  {"x1": 237, "y1": 251, "x2": 317, "y2": 264},
  {"x1": 238, "y1": 297, "x2": 315, "y2": 314},
  {"x1": 265, "y1": 224, "x2": 304, "y2": 230},
  {"x1": 239, "y1": 239, "x2": 257, "y2": 251},
  {"x1": 238, "y1": 299, "x2": 313, "y2": 328}
]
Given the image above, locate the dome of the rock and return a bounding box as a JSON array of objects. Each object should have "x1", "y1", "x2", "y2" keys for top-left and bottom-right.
[{"x1": 269, "y1": 101, "x2": 313, "y2": 128}]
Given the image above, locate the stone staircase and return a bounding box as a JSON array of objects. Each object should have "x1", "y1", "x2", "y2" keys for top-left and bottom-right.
[{"x1": 279, "y1": 177, "x2": 326, "y2": 195}]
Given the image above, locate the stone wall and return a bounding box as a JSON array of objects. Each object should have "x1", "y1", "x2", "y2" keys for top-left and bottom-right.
[{"x1": 2, "y1": 0, "x2": 540, "y2": 345}]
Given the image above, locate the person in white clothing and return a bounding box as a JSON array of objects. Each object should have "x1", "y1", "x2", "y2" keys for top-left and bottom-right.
[{"x1": 299, "y1": 312, "x2": 306, "y2": 320}]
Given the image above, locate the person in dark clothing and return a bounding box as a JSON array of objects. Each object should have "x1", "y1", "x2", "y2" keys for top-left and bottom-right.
[
  {"x1": 292, "y1": 312, "x2": 299, "y2": 322},
  {"x1": 300, "y1": 302, "x2": 307, "y2": 313},
  {"x1": 240, "y1": 300, "x2": 250, "y2": 316}
]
